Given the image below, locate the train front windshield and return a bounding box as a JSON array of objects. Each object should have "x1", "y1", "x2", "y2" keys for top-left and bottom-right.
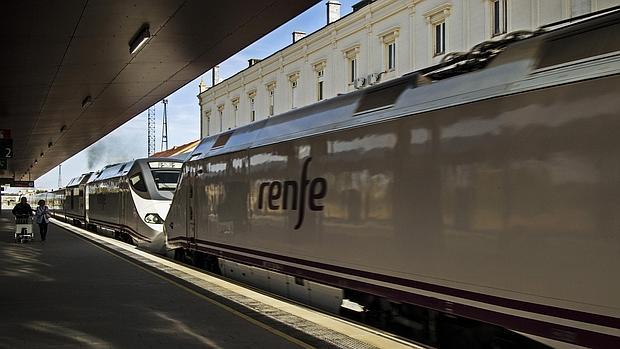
[{"x1": 152, "y1": 170, "x2": 180, "y2": 191}]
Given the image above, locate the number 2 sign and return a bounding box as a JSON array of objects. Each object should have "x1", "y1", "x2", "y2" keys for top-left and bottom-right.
[{"x1": 0, "y1": 139, "x2": 13, "y2": 158}]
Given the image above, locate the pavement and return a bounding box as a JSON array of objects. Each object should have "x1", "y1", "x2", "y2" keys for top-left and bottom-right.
[
  {"x1": 0, "y1": 209, "x2": 419, "y2": 349},
  {"x1": 0, "y1": 209, "x2": 303, "y2": 349}
]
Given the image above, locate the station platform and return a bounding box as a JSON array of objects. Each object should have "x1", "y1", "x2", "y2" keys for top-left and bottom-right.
[{"x1": 0, "y1": 210, "x2": 419, "y2": 349}]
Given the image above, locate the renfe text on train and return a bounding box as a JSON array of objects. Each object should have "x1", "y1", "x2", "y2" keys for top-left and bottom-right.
[{"x1": 257, "y1": 157, "x2": 327, "y2": 229}]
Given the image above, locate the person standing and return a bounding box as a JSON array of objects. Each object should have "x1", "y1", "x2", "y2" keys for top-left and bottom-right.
[
  {"x1": 12, "y1": 197, "x2": 33, "y2": 217},
  {"x1": 35, "y1": 200, "x2": 51, "y2": 242}
]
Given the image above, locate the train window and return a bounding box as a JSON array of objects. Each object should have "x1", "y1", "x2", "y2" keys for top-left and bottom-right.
[
  {"x1": 188, "y1": 153, "x2": 202, "y2": 162},
  {"x1": 354, "y1": 81, "x2": 409, "y2": 114},
  {"x1": 186, "y1": 153, "x2": 202, "y2": 163},
  {"x1": 212, "y1": 132, "x2": 233, "y2": 149},
  {"x1": 117, "y1": 164, "x2": 126, "y2": 173},
  {"x1": 152, "y1": 170, "x2": 180, "y2": 191},
  {"x1": 537, "y1": 22, "x2": 620, "y2": 69},
  {"x1": 129, "y1": 173, "x2": 147, "y2": 192}
]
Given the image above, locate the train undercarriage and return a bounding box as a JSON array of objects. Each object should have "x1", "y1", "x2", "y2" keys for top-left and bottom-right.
[{"x1": 174, "y1": 247, "x2": 550, "y2": 349}]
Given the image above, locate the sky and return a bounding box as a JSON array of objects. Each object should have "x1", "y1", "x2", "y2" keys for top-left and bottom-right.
[{"x1": 35, "y1": 0, "x2": 359, "y2": 190}]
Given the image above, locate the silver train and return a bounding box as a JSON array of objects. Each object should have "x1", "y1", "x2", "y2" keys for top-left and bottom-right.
[
  {"x1": 164, "y1": 9, "x2": 620, "y2": 349},
  {"x1": 37, "y1": 158, "x2": 182, "y2": 252}
]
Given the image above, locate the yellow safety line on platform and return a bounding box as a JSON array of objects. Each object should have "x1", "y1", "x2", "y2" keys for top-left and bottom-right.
[{"x1": 52, "y1": 219, "x2": 314, "y2": 349}]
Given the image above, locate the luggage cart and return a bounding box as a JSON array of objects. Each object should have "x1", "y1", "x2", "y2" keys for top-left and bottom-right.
[{"x1": 14, "y1": 215, "x2": 34, "y2": 243}]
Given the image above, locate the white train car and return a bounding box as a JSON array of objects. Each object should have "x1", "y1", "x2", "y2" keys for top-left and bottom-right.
[
  {"x1": 62, "y1": 172, "x2": 93, "y2": 225},
  {"x1": 85, "y1": 158, "x2": 182, "y2": 252},
  {"x1": 165, "y1": 9, "x2": 620, "y2": 349}
]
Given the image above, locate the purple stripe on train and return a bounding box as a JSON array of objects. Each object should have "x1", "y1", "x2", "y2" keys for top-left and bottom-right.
[{"x1": 170, "y1": 238, "x2": 620, "y2": 348}]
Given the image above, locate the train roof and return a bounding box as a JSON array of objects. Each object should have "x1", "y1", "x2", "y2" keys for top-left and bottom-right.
[
  {"x1": 87, "y1": 157, "x2": 183, "y2": 183},
  {"x1": 66, "y1": 172, "x2": 93, "y2": 188},
  {"x1": 188, "y1": 6, "x2": 620, "y2": 163},
  {"x1": 88, "y1": 161, "x2": 133, "y2": 183}
]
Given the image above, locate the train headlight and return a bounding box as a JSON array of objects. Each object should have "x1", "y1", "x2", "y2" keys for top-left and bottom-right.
[{"x1": 144, "y1": 213, "x2": 163, "y2": 224}]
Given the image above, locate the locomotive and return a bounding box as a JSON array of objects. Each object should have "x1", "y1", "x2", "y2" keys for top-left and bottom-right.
[
  {"x1": 38, "y1": 158, "x2": 182, "y2": 252},
  {"x1": 164, "y1": 8, "x2": 620, "y2": 349}
]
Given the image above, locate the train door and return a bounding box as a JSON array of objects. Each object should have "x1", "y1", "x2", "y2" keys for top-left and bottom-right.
[
  {"x1": 84, "y1": 186, "x2": 90, "y2": 223},
  {"x1": 187, "y1": 172, "x2": 197, "y2": 251},
  {"x1": 70, "y1": 188, "x2": 75, "y2": 211},
  {"x1": 78, "y1": 187, "x2": 84, "y2": 221},
  {"x1": 119, "y1": 178, "x2": 126, "y2": 227}
]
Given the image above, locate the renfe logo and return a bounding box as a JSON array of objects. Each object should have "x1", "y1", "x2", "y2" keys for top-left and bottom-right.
[{"x1": 257, "y1": 157, "x2": 327, "y2": 229}]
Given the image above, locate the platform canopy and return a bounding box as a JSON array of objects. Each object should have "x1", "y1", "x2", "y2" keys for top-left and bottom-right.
[{"x1": 0, "y1": 0, "x2": 318, "y2": 181}]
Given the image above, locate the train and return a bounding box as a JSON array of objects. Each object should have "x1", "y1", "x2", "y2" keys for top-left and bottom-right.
[
  {"x1": 36, "y1": 158, "x2": 183, "y2": 252},
  {"x1": 163, "y1": 8, "x2": 620, "y2": 349},
  {"x1": 33, "y1": 8, "x2": 620, "y2": 349}
]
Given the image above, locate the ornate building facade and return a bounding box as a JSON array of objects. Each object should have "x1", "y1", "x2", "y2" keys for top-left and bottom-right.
[{"x1": 199, "y1": 0, "x2": 618, "y2": 137}]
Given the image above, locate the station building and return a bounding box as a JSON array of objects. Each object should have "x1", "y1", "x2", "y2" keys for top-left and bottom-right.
[{"x1": 198, "y1": 0, "x2": 619, "y2": 137}]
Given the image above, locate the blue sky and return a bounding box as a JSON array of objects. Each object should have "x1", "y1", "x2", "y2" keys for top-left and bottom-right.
[{"x1": 36, "y1": 0, "x2": 358, "y2": 189}]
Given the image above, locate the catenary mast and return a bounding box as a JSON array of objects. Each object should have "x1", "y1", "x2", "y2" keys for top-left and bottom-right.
[
  {"x1": 161, "y1": 99, "x2": 168, "y2": 151},
  {"x1": 147, "y1": 107, "x2": 156, "y2": 156}
]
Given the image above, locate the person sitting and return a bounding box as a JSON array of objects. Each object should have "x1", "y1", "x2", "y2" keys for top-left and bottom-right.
[{"x1": 12, "y1": 197, "x2": 33, "y2": 217}]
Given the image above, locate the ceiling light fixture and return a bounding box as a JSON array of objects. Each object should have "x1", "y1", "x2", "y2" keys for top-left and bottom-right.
[
  {"x1": 82, "y1": 95, "x2": 92, "y2": 109},
  {"x1": 129, "y1": 24, "x2": 151, "y2": 54},
  {"x1": 40, "y1": 152, "x2": 44, "y2": 157},
  {"x1": 48, "y1": 142, "x2": 53, "y2": 148}
]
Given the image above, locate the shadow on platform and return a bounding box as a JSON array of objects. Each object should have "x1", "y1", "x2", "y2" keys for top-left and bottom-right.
[{"x1": 0, "y1": 210, "x2": 299, "y2": 349}]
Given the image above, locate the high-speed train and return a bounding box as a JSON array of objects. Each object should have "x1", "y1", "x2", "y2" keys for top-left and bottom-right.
[
  {"x1": 38, "y1": 158, "x2": 183, "y2": 252},
  {"x1": 61, "y1": 171, "x2": 93, "y2": 224},
  {"x1": 164, "y1": 9, "x2": 620, "y2": 349}
]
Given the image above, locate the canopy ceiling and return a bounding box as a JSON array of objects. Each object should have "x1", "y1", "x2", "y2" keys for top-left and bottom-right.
[{"x1": 0, "y1": 0, "x2": 318, "y2": 181}]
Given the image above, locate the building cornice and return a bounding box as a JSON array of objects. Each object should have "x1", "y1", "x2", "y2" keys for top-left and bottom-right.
[
  {"x1": 342, "y1": 44, "x2": 361, "y2": 58},
  {"x1": 288, "y1": 71, "x2": 300, "y2": 82},
  {"x1": 424, "y1": 3, "x2": 453, "y2": 24},
  {"x1": 265, "y1": 80, "x2": 276, "y2": 91},
  {"x1": 313, "y1": 59, "x2": 327, "y2": 72},
  {"x1": 378, "y1": 26, "x2": 400, "y2": 43}
]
